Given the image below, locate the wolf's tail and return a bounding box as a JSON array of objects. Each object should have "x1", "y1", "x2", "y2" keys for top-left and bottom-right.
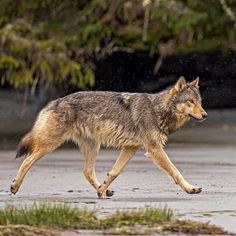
[{"x1": 15, "y1": 133, "x2": 33, "y2": 159}]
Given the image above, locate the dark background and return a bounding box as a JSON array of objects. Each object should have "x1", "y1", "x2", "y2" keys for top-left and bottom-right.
[{"x1": 94, "y1": 51, "x2": 236, "y2": 109}]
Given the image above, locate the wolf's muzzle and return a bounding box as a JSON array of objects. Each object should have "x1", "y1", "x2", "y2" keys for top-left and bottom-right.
[{"x1": 190, "y1": 113, "x2": 208, "y2": 121}]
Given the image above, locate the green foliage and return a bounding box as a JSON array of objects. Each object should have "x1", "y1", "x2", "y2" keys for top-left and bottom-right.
[
  {"x1": 0, "y1": 20, "x2": 94, "y2": 88},
  {"x1": 0, "y1": 55, "x2": 21, "y2": 69},
  {"x1": 0, "y1": 0, "x2": 235, "y2": 88}
]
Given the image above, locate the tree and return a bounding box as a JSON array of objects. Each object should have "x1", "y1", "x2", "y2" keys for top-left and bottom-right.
[{"x1": 0, "y1": 0, "x2": 235, "y2": 89}]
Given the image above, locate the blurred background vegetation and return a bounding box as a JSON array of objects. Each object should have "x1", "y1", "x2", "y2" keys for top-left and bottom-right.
[{"x1": 0, "y1": 0, "x2": 235, "y2": 91}]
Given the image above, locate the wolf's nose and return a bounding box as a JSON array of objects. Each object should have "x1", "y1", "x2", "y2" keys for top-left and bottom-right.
[{"x1": 202, "y1": 113, "x2": 208, "y2": 119}]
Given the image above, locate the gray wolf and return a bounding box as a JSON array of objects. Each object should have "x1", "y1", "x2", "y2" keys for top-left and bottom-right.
[{"x1": 10, "y1": 76, "x2": 207, "y2": 198}]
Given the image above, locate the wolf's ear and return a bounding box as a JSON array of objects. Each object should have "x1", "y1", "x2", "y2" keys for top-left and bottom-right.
[
  {"x1": 191, "y1": 77, "x2": 199, "y2": 88},
  {"x1": 174, "y1": 76, "x2": 187, "y2": 92}
]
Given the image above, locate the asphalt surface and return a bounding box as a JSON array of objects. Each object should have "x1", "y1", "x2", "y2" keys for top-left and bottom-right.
[{"x1": 0, "y1": 144, "x2": 236, "y2": 233}]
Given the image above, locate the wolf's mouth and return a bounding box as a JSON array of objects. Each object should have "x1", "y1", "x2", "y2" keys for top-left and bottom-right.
[{"x1": 189, "y1": 114, "x2": 206, "y2": 122}]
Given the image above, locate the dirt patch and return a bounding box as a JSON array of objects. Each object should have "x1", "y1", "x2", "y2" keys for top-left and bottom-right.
[{"x1": 0, "y1": 225, "x2": 57, "y2": 236}]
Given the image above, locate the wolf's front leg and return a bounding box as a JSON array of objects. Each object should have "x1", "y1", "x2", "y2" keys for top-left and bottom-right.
[
  {"x1": 146, "y1": 145, "x2": 202, "y2": 194},
  {"x1": 98, "y1": 147, "x2": 138, "y2": 199}
]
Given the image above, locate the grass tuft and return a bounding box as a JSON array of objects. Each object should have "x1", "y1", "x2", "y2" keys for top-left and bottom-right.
[
  {"x1": 100, "y1": 208, "x2": 173, "y2": 229},
  {"x1": 0, "y1": 204, "x2": 97, "y2": 229}
]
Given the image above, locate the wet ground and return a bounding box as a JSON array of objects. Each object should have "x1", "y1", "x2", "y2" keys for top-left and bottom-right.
[{"x1": 0, "y1": 143, "x2": 236, "y2": 233}]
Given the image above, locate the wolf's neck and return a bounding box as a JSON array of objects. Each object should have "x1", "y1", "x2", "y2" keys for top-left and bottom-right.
[
  {"x1": 151, "y1": 91, "x2": 189, "y2": 135},
  {"x1": 167, "y1": 112, "x2": 189, "y2": 134}
]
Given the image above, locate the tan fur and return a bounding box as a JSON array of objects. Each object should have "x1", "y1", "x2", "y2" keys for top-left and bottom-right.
[{"x1": 11, "y1": 77, "x2": 207, "y2": 198}]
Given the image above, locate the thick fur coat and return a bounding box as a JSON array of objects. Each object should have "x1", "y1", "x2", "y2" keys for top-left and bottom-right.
[{"x1": 11, "y1": 77, "x2": 207, "y2": 198}]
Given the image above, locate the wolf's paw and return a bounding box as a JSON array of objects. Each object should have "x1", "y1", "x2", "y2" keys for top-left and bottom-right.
[
  {"x1": 97, "y1": 188, "x2": 114, "y2": 199},
  {"x1": 185, "y1": 186, "x2": 202, "y2": 194},
  {"x1": 10, "y1": 179, "x2": 19, "y2": 194},
  {"x1": 106, "y1": 189, "x2": 114, "y2": 197}
]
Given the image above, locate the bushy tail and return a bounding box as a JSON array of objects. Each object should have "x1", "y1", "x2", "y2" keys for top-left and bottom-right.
[{"x1": 15, "y1": 133, "x2": 33, "y2": 159}]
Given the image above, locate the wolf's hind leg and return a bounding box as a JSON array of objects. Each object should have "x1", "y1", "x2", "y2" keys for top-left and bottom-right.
[
  {"x1": 11, "y1": 150, "x2": 44, "y2": 194},
  {"x1": 146, "y1": 145, "x2": 202, "y2": 194},
  {"x1": 97, "y1": 147, "x2": 138, "y2": 199},
  {"x1": 10, "y1": 138, "x2": 63, "y2": 194},
  {"x1": 11, "y1": 109, "x2": 68, "y2": 194}
]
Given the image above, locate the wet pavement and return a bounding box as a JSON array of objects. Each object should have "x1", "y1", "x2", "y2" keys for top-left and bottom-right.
[{"x1": 0, "y1": 144, "x2": 236, "y2": 233}]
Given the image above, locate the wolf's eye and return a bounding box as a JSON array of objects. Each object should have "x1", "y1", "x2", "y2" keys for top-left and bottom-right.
[{"x1": 187, "y1": 99, "x2": 194, "y2": 106}]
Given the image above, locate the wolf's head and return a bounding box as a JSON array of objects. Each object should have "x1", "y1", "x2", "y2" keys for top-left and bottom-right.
[{"x1": 171, "y1": 76, "x2": 207, "y2": 121}]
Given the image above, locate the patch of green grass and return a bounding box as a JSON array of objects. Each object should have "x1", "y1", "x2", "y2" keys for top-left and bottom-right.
[
  {"x1": 0, "y1": 204, "x2": 97, "y2": 229},
  {"x1": 0, "y1": 205, "x2": 172, "y2": 230},
  {"x1": 100, "y1": 208, "x2": 173, "y2": 229},
  {"x1": 0, "y1": 204, "x2": 230, "y2": 235}
]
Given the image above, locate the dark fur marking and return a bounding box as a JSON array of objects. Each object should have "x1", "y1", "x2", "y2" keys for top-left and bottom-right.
[
  {"x1": 15, "y1": 143, "x2": 29, "y2": 159},
  {"x1": 114, "y1": 94, "x2": 130, "y2": 110},
  {"x1": 50, "y1": 99, "x2": 61, "y2": 112}
]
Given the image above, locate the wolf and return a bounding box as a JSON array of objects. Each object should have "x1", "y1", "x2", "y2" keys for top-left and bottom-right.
[{"x1": 10, "y1": 76, "x2": 207, "y2": 198}]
